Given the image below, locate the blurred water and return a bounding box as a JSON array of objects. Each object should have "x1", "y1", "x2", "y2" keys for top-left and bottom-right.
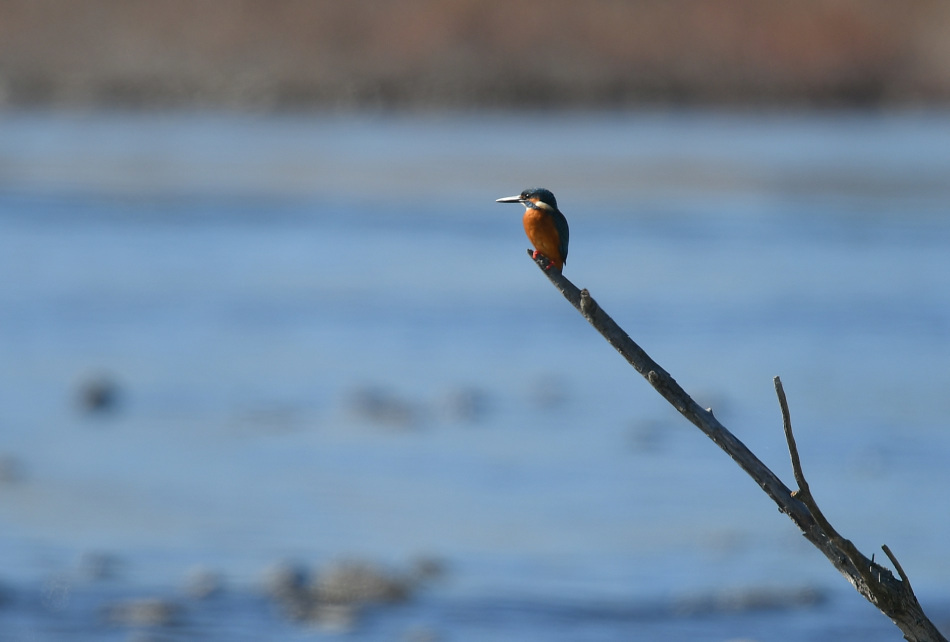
[{"x1": 0, "y1": 111, "x2": 949, "y2": 640}]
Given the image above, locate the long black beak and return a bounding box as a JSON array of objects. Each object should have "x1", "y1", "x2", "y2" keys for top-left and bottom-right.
[{"x1": 495, "y1": 195, "x2": 523, "y2": 203}]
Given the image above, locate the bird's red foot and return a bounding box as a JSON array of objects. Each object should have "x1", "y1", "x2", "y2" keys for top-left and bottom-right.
[{"x1": 529, "y1": 248, "x2": 560, "y2": 272}]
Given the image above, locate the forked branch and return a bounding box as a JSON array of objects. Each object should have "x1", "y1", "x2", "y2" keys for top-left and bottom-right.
[{"x1": 530, "y1": 251, "x2": 946, "y2": 642}]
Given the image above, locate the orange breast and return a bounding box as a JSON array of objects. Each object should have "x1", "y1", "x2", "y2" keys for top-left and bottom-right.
[{"x1": 523, "y1": 208, "x2": 564, "y2": 269}]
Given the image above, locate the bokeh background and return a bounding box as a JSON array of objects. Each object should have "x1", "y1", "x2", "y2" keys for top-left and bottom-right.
[
  {"x1": 1, "y1": 2, "x2": 950, "y2": 640},
  {"x1": 4, "y1": 0, "x2": 950, "y2": 109}
]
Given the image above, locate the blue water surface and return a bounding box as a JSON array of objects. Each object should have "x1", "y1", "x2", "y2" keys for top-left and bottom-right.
[{"x1": 0, "y1": 110, "x2": 949, "y2": 640}]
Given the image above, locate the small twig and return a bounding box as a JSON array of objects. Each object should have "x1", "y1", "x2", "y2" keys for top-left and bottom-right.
[
  {"x1": 774, "y1": 377, "x2": 837, "y2": 537},
  {"x1": 774, "y1": 377, "x2": 807, "y2": 494},
  {"x1": 773, "y1": 378, "x2": 886, "y2": 600},
  {"x1": 882, "y1": 545, "x2": 914, "y2": 593}
]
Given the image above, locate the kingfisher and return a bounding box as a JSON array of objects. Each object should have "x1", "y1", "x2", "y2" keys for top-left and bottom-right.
[{"x1": 496, "y1": 187, "x2": 570, "y2": 271}]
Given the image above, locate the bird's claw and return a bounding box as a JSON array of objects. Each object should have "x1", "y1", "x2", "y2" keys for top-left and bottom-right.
[{"x1": 529, "y1": 248, "x2": 560, "y2": 272}]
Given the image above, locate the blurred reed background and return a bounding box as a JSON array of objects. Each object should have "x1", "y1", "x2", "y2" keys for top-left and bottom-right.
[{"x1": 2, "y1": 0, "x2": 950, "y2": 109}]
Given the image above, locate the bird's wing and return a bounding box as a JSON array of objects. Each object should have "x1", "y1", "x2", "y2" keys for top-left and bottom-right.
[{"x1": 554, "y1": 209, "x2": 569, "y2": 263}]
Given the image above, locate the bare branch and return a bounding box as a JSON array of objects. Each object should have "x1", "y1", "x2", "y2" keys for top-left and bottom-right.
[{"x1": 530, "y1": 252, "x2": 947, "y2": 642}]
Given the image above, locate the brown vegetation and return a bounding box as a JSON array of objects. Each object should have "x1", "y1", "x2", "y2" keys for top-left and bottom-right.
[{"x1": 2, "y1": 0, "x2": 949, "y2": 109}]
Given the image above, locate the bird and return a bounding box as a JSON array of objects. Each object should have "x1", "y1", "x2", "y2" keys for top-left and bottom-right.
[{"x1": 496, "y1": 187, "x2": 570, "y2": 271}]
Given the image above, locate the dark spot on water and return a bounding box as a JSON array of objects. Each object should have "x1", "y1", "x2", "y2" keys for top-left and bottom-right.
[
  {"x1": 627, "y1": 418, "x2": 670, "y2": 453},
  {"x1": 0, "y1": 454, "x2": 27, "y2": 485},
  {"x1": 410, "y1": 556, "x2": 448, "y2": 583},
  {"x1": 77, "y1": 375, "x2": 122, "y2": 415},
  {"x1": 525, "y1": 376, "x2": 570, "y2": 410},
  {"x1": 314, "y1": 560, "x2": 411, "y2": 605},
  {"x1": 262, "y1": 561, "x2": 310, "y2": 600},
  {"x1": 261, "y1": 557, "x2": 430, "y2": 630},
  {"x1": 103, "y1": 597, "x2": 182, "y2": 627},
  {"x1": 79, "y1": 551, "x2": 123, "y2": 581},
  {"x1": 672, "y1": 586, "x2": 827, "y2": 616},
  {"x1": 442, "y1": 386, "x2": 491, "y2": 424},
  {"x1": 347, "y1": 386, "x2": 419, "y2": 429},
  {"x1": 184, "y1": 567, "x2": 226, "y2": 600}
]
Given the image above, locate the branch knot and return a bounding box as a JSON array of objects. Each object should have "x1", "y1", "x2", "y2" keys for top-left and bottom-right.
[{"x1": 579, "y1": 288, "x2": 597, "y2": 317}]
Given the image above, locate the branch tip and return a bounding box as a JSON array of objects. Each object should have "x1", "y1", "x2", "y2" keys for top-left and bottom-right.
[{"x1": 882, "y1": 544, "x2": 912, "y2": 589}]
